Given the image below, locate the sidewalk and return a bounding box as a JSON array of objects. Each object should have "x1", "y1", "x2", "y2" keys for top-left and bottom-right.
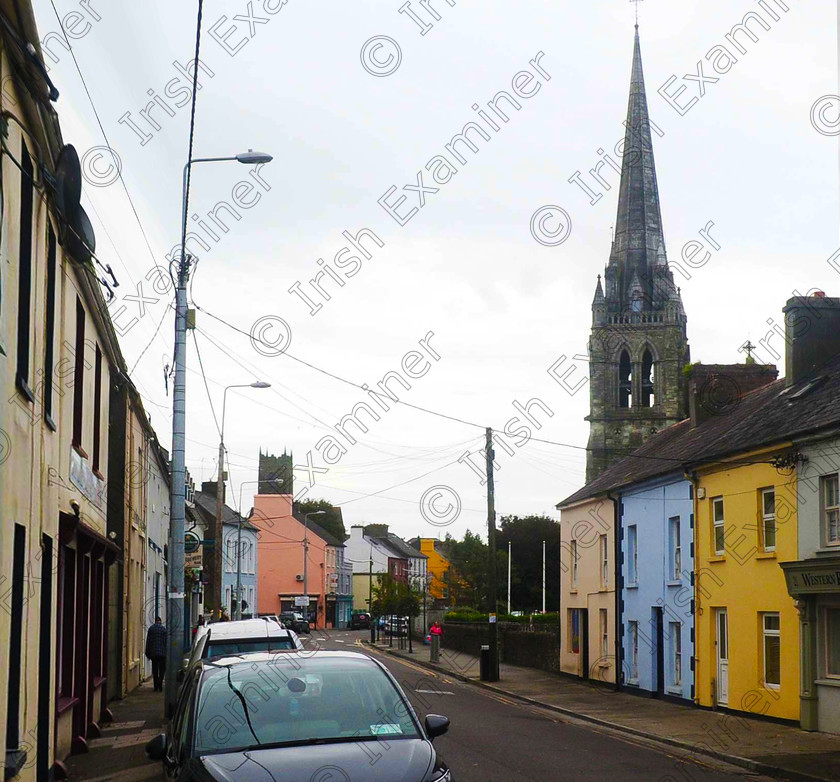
[
  {"x1": 367, "y1": 640, "x2": 840, "y2": 782},
  {"x1": 63, "y1": 680, "x2": 164, "y2": 782}
]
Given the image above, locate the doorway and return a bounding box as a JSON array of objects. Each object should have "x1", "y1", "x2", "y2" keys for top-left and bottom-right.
[
  {"x1": 654, "y1": 607, "x2": 664, "y2": 696},
  {"x1": 716, "y1": 608, "x2": 729, "y2": 706}
]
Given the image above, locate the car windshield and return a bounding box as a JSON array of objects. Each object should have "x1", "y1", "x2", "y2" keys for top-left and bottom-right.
[
  {"x1": 194, "y1": 656, "x2": 419, "y2": 754},
  {"x1": 205, "y1": 638, "x2": 294, "y2": 657}
]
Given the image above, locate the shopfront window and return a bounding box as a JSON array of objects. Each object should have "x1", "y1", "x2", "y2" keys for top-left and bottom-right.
[
  {"x1": 826, "y1": 608, "x2": 840, "y2": 678},
  {"x1": 762, "y1": 613, "x2": 780, "y2": 688}
]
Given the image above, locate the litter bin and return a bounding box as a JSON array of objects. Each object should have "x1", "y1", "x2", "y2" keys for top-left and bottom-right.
[{"x1": 479, "y1": 644, "x2": 491, "y2": 681}]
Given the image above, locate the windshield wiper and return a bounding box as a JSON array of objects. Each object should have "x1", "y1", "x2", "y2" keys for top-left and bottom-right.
[
  {"x1": 244, "y1": 736, "x2": 386, "y2": 751},
  {"x1": 226, "y1": 667, "x2": 261, "y2": 746}
]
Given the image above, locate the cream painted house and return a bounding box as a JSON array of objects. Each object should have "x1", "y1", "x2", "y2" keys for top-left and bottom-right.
[
  {"x1": 557, "y1": 496, "x2": 616, "y2": 684},
  {"x1": 0, "y1": 2, "x2": 165, "y2": 778}
]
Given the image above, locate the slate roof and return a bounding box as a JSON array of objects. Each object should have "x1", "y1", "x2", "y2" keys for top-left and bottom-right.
[
  {"x1": 292, "y1": 512, "x2": 345, "y2": 548},
  {"x1": 194, "y1": 491, "x2": 258, "y2": 532},
  {"x1": 382, "y1": 533, "x2": 427, "y2": 559},
  {"x1": 560, "y1": 352, "x2": 840, "y2": 507}
]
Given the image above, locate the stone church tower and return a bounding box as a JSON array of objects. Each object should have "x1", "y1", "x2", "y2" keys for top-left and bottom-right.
[{"x1": 585, "y1": 28, "x2": 690, "y2": 482}]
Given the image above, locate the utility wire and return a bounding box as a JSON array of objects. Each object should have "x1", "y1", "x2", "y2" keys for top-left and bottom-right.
[
  {"x1": 191, "y1": 329, "x2": 221, "y2": 437},
  {"x1": 130, "y1": 301, "x2": 173, "y2": 376},
  {"x1": 182, "y1": 0, "x2": 204, "y2": 256},
  {"x1": 48, "y1": 0, "x2": 159, "y2": 269}
]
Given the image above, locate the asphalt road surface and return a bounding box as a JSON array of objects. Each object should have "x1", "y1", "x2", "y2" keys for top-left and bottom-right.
[{"x1": 306, "y1": 630, "x2": 773, "y2": 782}]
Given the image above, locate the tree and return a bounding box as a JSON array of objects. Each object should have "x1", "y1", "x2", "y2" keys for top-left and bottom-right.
[
  {"x1": 496, "y1": 515, "x2": 561, "y2": 612},
  {"x1": 295, "y1": 498, "x2": 346, "y2": 542}
]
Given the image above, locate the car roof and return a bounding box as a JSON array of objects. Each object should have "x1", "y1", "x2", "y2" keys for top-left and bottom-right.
[
  {"x1": 205, "y1": 618, "x2": 290, "y2": 640},
  {"x1": 202, "y1": 649, "x2": 373, "y2": 669}
]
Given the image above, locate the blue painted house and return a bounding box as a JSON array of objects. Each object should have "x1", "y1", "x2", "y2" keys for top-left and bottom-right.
[
  {"x1": 222, "y1": 519, "x2": 259, "y2": 618},
  {"x1": 620, "y1": 475, "x2": 694, "y2": 701}
]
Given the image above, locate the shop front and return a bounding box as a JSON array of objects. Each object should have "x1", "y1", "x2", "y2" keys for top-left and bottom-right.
[{"x1": 781, "y1": 556, "x2": 840, "y2": 733}]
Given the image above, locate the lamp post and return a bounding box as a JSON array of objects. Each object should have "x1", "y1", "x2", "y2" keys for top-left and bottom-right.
[
  {"x1": 215, "y1": 381, "x2": 270, "y2": 620},
  {"x1": 166, "y1": 150, "x2": 272, "y2": 717},
  {"x1": 303, "y1": 511, "x2": 326, "y2": 624}
]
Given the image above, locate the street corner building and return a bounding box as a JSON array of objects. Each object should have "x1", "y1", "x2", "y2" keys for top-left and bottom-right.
[{"x1": 0, "y1": 2, "x2": 172, "y2": 778}]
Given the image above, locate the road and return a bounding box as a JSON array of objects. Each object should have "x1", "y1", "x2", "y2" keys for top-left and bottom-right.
[{"x1": 306, "y1": 629, "x2": 772, "y2": 782}]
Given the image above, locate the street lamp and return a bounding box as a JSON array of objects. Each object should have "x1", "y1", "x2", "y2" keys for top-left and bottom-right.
[
  {"x1": 216, "y1": 382, "x2": 271, "y2": 621},
  {"x1": 303, "y1": 511, "x2": 326, "y2": 624},
  {"x1": 166, "y1": 149, "x2": 272, "y2": 716}
]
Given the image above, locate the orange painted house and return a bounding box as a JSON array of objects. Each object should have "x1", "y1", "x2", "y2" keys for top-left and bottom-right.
[{"x1": 251, "y1": 493, "x2": 351, "y2": 628}]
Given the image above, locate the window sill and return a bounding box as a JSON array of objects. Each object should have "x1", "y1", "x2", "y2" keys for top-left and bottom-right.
[
  {"x1": 45, "y1": 413, "x2": 56, "y2": 432},
  {"x1": 569, "y1": 589, "x2": 578, "y2": 595},
  {"x1": 667, "y1": 686, "x2": 683, "y2": 695},
  {"x1": 72, "y1": 443, "x2": 89, "y2": 460},
  {"x1": 627, "y1": 678, "x2": 639, "y2": 686},
  {"x1": 756, "y1": 552, "x2": 777, "y2": 560},
  {"x1": 598, "y1": 587, "x2": 610, "y2": 593},
  {"x1": 665, "y1": 580, "x2": 682, "y2": 587},
  {"x1": 708, "y1": 555, "x2": 726, "y2": 563},
  {"x1": 15, "y1": 374, "x2": 34, "y2": 403},
  {"x1": 626, "y1": 582, "x2": 638, "y2": 590},
  {"x1": 56, "y1": 696, "x2": 79, "y2": 716},
  {"x1": 815, "y1": 678, "x2": 840, "y2": 688},
  {"x1": 93, "y1": 468, "x2": 105, "y2": 480}
]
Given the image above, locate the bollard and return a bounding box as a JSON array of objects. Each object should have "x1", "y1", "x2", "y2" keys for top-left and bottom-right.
[{"x1": 431, "y1": 634, "x2": 440, "y2": 663}]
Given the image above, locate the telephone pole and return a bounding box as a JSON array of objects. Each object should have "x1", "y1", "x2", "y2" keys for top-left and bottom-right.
[
  {"x1": 507, "y1": 540, "x2": 511, "y2": 615},
  {"x1": 486, "y1": 427, "x2": 499, "y2": 681},
  {"x1": 542, "y1": 540, "x2": 546, "y2": 614}
]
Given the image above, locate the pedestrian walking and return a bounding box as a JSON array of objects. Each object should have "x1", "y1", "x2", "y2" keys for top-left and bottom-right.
[
  {"x1": 430, "y1": 620, "x2": 443, "y2": 638},
  {"x1": 145, "y1": 617, "x2": 167, "y2": 692}
]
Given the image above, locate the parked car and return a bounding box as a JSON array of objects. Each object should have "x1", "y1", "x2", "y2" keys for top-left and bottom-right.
[
  {"x1": 350, "y1": 612, "x2": 371, "y2": 629},
  {"x1": 179, "y1": 618, "x2": 302, "y2": 680},
  {"x1": 257, "y1": 613, "x2": 284, "y2": 626},
  {"x1": 280, "y1": 611, "x2": 311, "y2": 634},
  {"x1": 147, "y1": 650, "x2": 452, "y2": 781}
]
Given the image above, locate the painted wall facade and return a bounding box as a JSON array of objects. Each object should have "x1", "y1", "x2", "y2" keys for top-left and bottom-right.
[
  {"x1": 620, "y1": 476, "x2": 693, "y2": 700},
  {"x1": 695, "y1": 452, "x2": 799, "y2": 721},
  {"x1": 558, "y1": 497, "x2": 615, "y2": 683}
]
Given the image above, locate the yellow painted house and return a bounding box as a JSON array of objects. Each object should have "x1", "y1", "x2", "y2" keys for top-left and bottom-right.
[
  {"x1": 413, "y1": 538, "x2": 453, "y2": 601},
  {"x1": 693, "y1": 448, "x2": 800, "y2": 721}
]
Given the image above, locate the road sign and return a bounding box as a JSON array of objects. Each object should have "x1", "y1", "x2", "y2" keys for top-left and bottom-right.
[{"x1": 294, "y1": 595, "x2": 309, "y2": 608}]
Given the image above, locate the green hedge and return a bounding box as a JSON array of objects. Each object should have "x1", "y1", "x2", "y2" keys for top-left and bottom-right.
[{"x1": 444, "y1": 611, "x2": 559, "y2": 625}]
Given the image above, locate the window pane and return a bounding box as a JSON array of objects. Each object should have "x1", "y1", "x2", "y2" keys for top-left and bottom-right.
[
  {"x1": 713, "y1": 499, "x2": 724, "y2": 522},
  {"x1": 829, "y1": 509, "x2": 840, "y2": 544},
  {"x1": 764, "y1": 614, "x2": 780, "y2": 632},
  {"x1": 764, "y1": 635, "x2": 780, "y2": 686},
  {"x1": 763, "y1": 490, "x2": 775, "y2": 517},
  {"x1": 827, "y1": 609, "x2": 840, "y2": 676},
  {"x1": 715, "y1": 525, "x2": 725, "y2": 553},
  {"x1": 764, "y1": 517, "x2": 776, "y2": 550},
  {"x1": 826, "y1": 476, "x2": 839, "y2": 508}
]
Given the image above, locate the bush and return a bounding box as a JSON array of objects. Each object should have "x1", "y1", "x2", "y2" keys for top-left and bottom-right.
[{"x1": 444, "y1": 610, "x2": 559, "y2": 625}]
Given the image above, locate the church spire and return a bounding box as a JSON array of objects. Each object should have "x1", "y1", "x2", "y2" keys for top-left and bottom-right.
[{"x1": 609, "y1": 27, "x2": 667, "y2": 310}]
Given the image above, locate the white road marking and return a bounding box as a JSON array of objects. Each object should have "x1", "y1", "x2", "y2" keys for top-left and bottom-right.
[{"x1": 416, "y1": 689, "x2": 454, "y2": 695}]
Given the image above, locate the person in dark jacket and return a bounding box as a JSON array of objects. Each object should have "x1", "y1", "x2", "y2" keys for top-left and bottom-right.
[{"x1": 145, "y1": 617, "x2": 168, "y2": 691}]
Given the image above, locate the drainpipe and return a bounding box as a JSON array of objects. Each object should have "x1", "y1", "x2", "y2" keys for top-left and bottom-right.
[
  {"x1": 684, "y1": 470, "x2": 700, "y2": 706},
  {"x1": 606, "y1": 491, "x2": 621, "y2": 692}
]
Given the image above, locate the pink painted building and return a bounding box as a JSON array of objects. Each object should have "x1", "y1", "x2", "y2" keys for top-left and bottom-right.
[{"x1": 251, "y1": 493, "x2": 350, "y2": 628}]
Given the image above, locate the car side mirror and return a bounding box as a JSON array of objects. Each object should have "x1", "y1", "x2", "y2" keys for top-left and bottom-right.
[
  {"x1": 424, "y1": 714, "x2": 450, "y2": 741},
  {"x1": 146, "y1": 733, "x2": 167, "y2": 760}
]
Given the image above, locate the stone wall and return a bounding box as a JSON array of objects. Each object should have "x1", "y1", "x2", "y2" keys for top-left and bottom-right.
[{"x1": 438, "y1": 622, "x2": 561, "y2": 675}]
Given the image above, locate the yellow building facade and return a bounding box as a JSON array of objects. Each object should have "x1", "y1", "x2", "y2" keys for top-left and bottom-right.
[
  {"x1": 416, "y1": 538, "x2": 451, "y2": 601},
  {"x1": 694, "y1": 448, "x2": 800, "y2": 722}
]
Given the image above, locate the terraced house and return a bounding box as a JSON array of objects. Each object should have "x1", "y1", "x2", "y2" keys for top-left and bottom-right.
[{"x1": 0, "y1": 2, "x2": 172, "y2": 776}]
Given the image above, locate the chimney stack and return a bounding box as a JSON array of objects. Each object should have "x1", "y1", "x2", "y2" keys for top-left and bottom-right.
[
  {"x1": 201, "y1": 480, "x2": 225, "y2": 503},
  {"x1": 688, "y1": 363, "x2": 778, "y2": 428},
  {"x1": 783, "y1": 293, "x2": 840, "y2": 386}
]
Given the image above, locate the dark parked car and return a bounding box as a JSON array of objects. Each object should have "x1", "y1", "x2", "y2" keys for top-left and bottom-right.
[
  {"x1": 279, "y1": 611, "x2": 311, "y2": 634},
  {"x1": 146, "y1": 651, "x2": 451, "y2": 781},
  {"x1": 350, "y1": 611, "x2": 371, "y2": 629}
]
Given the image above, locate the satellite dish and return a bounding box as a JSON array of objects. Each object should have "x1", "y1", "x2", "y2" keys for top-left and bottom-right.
[
  {"x1": 53, "y1": 145, "x2": 96, "y2": 265},
  {"x1": 54, "y1": 144, "x2": 81, "y2": 222}
]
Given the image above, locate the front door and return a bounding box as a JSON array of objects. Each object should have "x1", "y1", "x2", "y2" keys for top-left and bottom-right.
[
  {"x1": 716, "y1": 609, "x2": 729, "y2": 706},
  {"x1": 581, "y1": 609, "x2": 590, "y2": 680}
]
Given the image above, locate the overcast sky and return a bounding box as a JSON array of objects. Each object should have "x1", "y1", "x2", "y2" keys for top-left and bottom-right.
[{"x1": 32, "y1": 0, "x2": 838, "y2": 544}]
